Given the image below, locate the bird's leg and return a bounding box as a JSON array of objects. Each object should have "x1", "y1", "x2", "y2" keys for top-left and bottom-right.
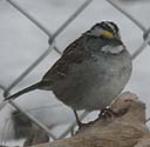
[
  {"x1": 99, "y1": 106, "x2": 118, "y2": 119},
  {"x1": 73, "y1": 110, "x2": 83, "y2": 128}
]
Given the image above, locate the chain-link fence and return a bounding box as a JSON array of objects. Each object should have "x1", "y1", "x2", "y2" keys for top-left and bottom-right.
[{"x1": 0, "y1": 0, "x2": 150, "y2": 146}]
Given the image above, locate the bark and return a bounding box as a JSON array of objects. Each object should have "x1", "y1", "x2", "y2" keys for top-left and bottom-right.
[{"x1": 30, "y1": 92, "x2": 150, "y2": 147}]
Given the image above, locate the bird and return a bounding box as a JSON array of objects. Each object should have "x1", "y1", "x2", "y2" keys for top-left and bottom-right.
[{"x1": 1, "y1": 21, "x2": 132, "y2": 114}]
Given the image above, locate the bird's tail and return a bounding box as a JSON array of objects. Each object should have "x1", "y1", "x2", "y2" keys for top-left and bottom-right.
[
  {"x1": 5, "y1": 82, "x2": 42, "y2": 101},
  {"x1": 0, "y1": 82, "x2": 44, "y2": 110}
]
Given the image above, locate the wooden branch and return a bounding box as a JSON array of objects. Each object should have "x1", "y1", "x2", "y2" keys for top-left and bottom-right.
[{"x1": 30, "y1": 92, "x2": 150, "y2": 147}]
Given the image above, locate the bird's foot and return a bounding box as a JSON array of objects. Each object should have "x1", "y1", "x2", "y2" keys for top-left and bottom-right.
[
  {"x1": 73, "y1": 110, "x2": 83, "y2": 128},
  {"x1": 73, "y1": 110, "x2": 96, "y2": 135},
  {"x1": 99, "y1": 106, "x2": 118, "y2": 119}
]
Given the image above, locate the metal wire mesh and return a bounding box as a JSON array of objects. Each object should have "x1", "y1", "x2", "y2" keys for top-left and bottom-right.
[{"x1": 0, "y1": 0, "x2": 150, "y2": 145}]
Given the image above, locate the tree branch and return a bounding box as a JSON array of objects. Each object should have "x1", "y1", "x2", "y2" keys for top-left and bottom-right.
[{"x1": 27, "y1": 92, "x2": 150, "y2": 147}]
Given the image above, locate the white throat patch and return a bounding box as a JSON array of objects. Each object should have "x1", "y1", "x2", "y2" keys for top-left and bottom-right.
[{"x1": 101, "y1": 45, "x2": 124, "y2": 54}]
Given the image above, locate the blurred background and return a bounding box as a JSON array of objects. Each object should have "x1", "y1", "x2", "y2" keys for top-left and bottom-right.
[{"x1": 0, "y1": 0, "x2": 150, "y2": 146}]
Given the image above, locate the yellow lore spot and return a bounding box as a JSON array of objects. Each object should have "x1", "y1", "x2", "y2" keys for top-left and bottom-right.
[{"x1": 101, "y1": 31, "x2": 114, "y2": 39}]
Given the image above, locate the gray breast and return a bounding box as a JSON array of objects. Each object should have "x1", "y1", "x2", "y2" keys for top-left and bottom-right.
[{"x1": 52, "y1": 48, "x2": 132, "y2": 110}]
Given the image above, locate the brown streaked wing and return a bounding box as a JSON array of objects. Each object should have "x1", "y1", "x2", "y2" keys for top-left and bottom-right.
[{"x1": 42, "y1": 36, "x2": 90, "y2": 82}]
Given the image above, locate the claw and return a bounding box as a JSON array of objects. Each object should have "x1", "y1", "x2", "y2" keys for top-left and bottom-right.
[{"x1": 99, "y1": 107, "x2": 118, "y2": 119}]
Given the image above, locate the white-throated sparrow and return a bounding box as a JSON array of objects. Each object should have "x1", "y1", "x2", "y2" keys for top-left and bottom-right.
[{"x1": 2, "y1": 21, "x2": 132, "y2": 112}]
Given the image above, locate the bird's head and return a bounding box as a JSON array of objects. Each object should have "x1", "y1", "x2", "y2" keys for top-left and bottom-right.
[
  {"x1": 86, "y1": 21, "x2": 121, "y2": 41},
  {"x1": 84, "y1": 21, "x2": 125, "y2": 54}
]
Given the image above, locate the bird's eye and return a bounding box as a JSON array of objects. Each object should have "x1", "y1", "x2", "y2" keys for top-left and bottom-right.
[
  {"x1": 110, "y1": 22, "x2": 119, "y2": 33},
  {"x1": 102, "y1": 22, "x2": 119, "y2": 35},
  {"x1": 100, "y1": 22, "x2": 120, "y2": 39}
]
